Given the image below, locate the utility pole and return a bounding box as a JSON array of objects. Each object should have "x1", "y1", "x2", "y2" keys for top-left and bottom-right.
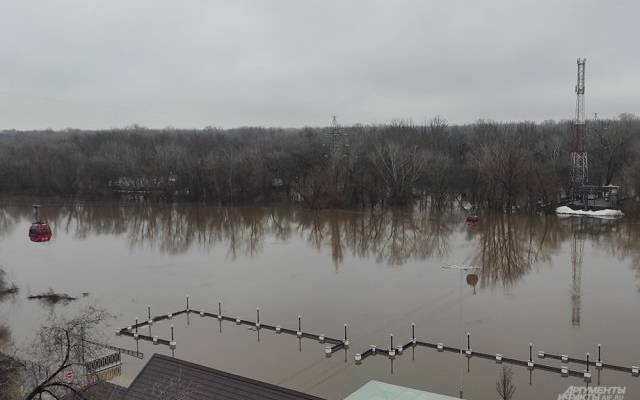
[
  {"x1": 326, "y1": 116, "x2": 347, "y2": 159},
  {"x1": 325, "y1": 116, "x2": 349, "y2": 191}
]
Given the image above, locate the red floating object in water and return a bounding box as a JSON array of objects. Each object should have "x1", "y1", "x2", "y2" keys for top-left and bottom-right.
[
  {"x1": 29, "y1": 205, "x2": 52, "y2": 242},
  {"x1": 466, "y1": 273, "x2": 479, "y2": 294},
  {"x1": 466, "y1": 215, "x2": 479, "y2": 226}
]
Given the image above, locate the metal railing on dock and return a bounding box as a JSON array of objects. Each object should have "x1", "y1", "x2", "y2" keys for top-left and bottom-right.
[
  {"x1": 79, "y1": 336, "x2": 144, "y2": 359},
  {"x1": 116, "y1": 297, "x2": 350, "y2": 356},
  {"x1": 353, "y1": 325, "x2": 639, "y2": 380},
  {"x1": 115, "y1": 298, "x2": 639, "y2": 380}
]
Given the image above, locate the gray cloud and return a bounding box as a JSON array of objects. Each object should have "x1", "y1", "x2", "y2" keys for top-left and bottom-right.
[{"x1": 1, "y1": 0, "x2": 638, "y2": 129}]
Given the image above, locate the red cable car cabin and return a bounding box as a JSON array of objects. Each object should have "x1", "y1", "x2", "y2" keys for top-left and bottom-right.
[
  {"x1": 29, "y1": 222, "x2": 52, "y2": 242},
  {"x1": 29, "y1": 205, "x2": 52, "y2": 242}
]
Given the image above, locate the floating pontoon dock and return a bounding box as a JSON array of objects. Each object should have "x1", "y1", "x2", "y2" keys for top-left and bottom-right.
[
  {"x1": 116, "y1": 297, "x2": 349, "y2": 355},
  {"x1": 115, "y1": 297, "x2": 639, "y2": 381},
  {"x1": 353, "y1": 326, "x2": 638, "y2": 380}
]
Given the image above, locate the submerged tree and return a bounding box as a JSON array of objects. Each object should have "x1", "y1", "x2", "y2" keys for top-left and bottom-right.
[{"x1": 0, "y1": 268, "x2": 18, "y2": 300}]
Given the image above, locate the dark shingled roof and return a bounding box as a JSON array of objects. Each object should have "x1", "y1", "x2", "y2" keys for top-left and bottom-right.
[
  {"x1": 62, "y1": 381, "x2": 126, "y2": 400},
  {"x1": 124, "y1": 353, "x2": 325, "y2": 400}
]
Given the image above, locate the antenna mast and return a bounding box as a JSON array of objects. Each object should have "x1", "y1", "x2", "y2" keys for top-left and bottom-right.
[{"x1": 571, "y1": 58, "x2": 588, "y2": 193}]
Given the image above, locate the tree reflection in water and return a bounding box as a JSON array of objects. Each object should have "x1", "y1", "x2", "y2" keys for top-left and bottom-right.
[
  {"x1": 294, "y1": 209, "x2": 456, "y2": 268},
  {"x1": 2, "y1": 199, "x2": 640, "y2": 290},
  {"x1": 470, "y1": 214, "x2": 560, "y2": 288},
  {"x1": 0, "y1": 207, "x2": 18, "y2": 239}
]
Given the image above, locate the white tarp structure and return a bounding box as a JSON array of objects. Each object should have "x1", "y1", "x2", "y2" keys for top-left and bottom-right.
[{"x1": 555, "y1": 206, "x2": 623, "y2": 218}]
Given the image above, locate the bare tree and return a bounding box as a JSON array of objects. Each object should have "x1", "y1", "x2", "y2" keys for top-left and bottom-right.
[
  {"x1": 0, "y1": 324, "x2": 22, "y2": 400},
  {"x1": 496, "y1": 366, "x2": 516, "y2": 400},
  {"x1": 371, "y1": 141, "x2": 426, "y2": 206},
  {"x1": 21, "y1": 306, "x2": 111, "y2": 400},
  {"x1": 589, "y1": 117, "x2": 634, "y2": 185},
  {"x1": 477, "y1": 129, "x2": 528, "y2": 211}
]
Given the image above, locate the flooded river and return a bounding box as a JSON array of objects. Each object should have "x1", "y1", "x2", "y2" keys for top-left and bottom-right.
[{"x1": 1, "y1": 198, "x2": 639, "y2": 399}]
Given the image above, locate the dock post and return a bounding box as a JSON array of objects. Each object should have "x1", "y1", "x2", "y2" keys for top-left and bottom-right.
[
  {"x1": 170, "y1": 324, "x2": 176, "y2": 349},
  {"x1": 256, "y1": 307, "x2": 260, "y2": 328},
  {"x1": 297, "y1": 315, "x2": 302, "y2": 337},
  {"x1": 411, "y1": 323, "x2": 416, "y2": 344},
  {"x1": 218, "y1": 301, "x2": 222, "y2": 320},
  {"x1": 186, "y1": 295, "x2": 189, "y2": 312},
  {"x1": 596, "y1": 344, "x2": 603, "y2": 369},
  {"x1": 147, "y1": 305, "x2": 153, "y2": 325},
  {"x1": 527, "y1": 343, "x2": 534, "y2": 369},
  {"x1": 135, "y1": 318, "x2": 138, "y2": 334},
  {"x1": 584, "y1": 353, "x2": 592, "y2": 380},
  {"x1": 389, "y1": 334, "x2": 395, "y2": 357},
  {"x1": 344, "y1": 324, "x2": 349, "y2": 346}
]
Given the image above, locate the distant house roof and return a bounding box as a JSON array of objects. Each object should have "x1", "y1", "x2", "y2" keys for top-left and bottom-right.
[
  {"x1": 124, "y1": 353, "x2": 325, "y2": 400},
  {"x1": 62, "y1": 381, "x2": 126, "y2": 400},
  {"x1": 344, "y1": 380, "x2": 461, "y2": 400}
]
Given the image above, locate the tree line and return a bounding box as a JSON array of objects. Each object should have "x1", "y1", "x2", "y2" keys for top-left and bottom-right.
[{"x1": 1, "y1": 115, "x2": 638, "y2": 211}]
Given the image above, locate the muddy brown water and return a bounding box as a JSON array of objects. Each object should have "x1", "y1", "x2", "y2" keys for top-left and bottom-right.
[{"x1": 0, "y1": 198, "x2": 639, "y2": 399}]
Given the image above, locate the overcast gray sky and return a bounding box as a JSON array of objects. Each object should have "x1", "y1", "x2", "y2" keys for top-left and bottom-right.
[{"x1": 0, "y1": 0, "x2": 638, "y2": 129}]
